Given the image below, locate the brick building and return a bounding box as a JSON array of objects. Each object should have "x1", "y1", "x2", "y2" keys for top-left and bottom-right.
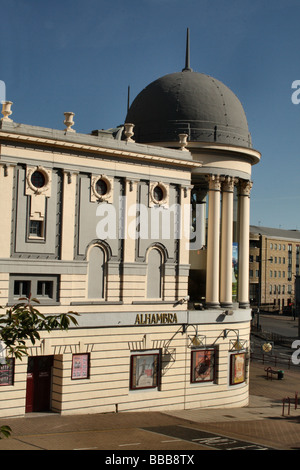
[{"x1": 250, "y1": 226, "x2": 300, "y2": 313}]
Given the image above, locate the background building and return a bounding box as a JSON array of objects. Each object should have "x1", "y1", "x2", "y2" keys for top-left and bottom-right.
[
  {"x1": 0, "y1": 36, "x2": 260, "y2": 417},
  {"x1": 250, "y1": 225, "x2": 300, "y2": 313}
]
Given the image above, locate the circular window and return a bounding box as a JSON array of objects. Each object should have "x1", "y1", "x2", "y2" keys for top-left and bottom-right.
[
  {"x1": 153, "y1": 185, "x2": 164, "y2": 202},
  {"x1": 95, "y1": 178, "x2": 108, "y2": 196},
  {"x1": 31, "y1": 171, "x2": 46, "y2": 189}
]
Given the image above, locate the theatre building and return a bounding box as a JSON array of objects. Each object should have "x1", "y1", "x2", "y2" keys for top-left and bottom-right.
[{"x1": 0, "y1": 44, "x2": 260, "y2": 417}]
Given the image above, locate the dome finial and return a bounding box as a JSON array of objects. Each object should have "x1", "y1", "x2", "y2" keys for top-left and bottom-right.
[{"x1": 182, "y1": 28, "x2": 193, "y2": 72}]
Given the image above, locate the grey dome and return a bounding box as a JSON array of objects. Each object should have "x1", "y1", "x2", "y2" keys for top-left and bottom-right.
[{"x1": 125, "y1": 70, "x2": 252, "y2": 148}]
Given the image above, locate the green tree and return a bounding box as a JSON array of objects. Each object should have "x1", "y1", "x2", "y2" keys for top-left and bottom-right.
[{"x1": 0, "y1": 295, "x2": 79, "y2": 439}]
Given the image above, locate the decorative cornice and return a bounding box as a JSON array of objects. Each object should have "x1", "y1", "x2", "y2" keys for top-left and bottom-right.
[{"x1": 0, "y1": 131, "x2": 201, "y2": 170}]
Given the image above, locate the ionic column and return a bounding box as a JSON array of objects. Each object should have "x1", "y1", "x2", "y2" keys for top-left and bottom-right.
[
  {"x1": 206, "y1": 175, "x2": 221, "y2": 308},
  {"x1": 220, "y1": 177, "x2": 234, "y2": 307},
  {"x1": 238, "y1": 179, "x2": 253, "y2": 308}
]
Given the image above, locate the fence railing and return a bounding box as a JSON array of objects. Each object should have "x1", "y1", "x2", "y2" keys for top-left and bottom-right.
[{"x1": 250, "y1": 351, "x2": 292, "y2": 369}]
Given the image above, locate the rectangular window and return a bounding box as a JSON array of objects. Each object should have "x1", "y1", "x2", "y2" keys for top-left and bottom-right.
[
  {"x1": 0, "y1": 359, "x2": 14, "y2": 386},
  {"x1": 13, "y1": 280, "x2": 31, "y2": 298},
  {"x1": 71, "y1": 354, "x2": 90, "y2": 380},
  {"x1": 191, "y1": 348, "x2": 216, "y2": 383},
  {"x1": 230, "y1": 353, "x2": 246, "y2": 386},
  {"x1": 29, "y1": 220, "x2": 44, "y2": 238},
  {"x1": 130, "y1": 352, "x2": 160, "y2": 390},
  {"x1": 37, "y1": 280, "x2": 53, "y2": 299},
  {"x1": 10, "y1": 275, "x2": 59, "y2": 304}
]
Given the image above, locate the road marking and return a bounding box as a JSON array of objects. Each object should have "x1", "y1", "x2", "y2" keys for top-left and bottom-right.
[
  {"x1": 74, "y1": 447, "x2": 98, "y2": 450},
  {"x1": 118, "y1": 442, "x2": 141, "y2": 447},
  {"x1": 142, "y1": 425, "x2": 277, "y2": 450},
  {"x1": 161, "y1": 439, "x2": 182, "y2": 443}
]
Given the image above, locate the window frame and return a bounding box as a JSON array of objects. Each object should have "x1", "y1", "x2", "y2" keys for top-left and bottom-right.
[{"x1": 9, "y1": 274, "x2": 60, "y2": 305}]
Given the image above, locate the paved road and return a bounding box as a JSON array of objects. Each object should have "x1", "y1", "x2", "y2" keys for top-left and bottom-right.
[
  {"x1": 258, "y1": 314, "x2": 299, "y2": 338},
  {"x1": 0, "y1": 411, "x2": 277, "y2": 452}
]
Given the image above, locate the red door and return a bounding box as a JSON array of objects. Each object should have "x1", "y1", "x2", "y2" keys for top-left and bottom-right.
[{"x1": 25, "y1": 356, "x2": 53, "y2": 413}]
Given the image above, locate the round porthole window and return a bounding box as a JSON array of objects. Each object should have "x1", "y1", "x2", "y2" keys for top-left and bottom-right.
[
  {"x1": 153, "y1": 185, "x2": 164, "y2": 202},
  {"x1": 95, "y1": 178, "x2": 108, "y2": 196},
  {"x1": 31, "y1": 170, "x2": 46, "y2": 189}
]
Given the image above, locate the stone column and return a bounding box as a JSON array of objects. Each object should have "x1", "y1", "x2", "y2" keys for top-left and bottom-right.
[
  {"x1": 220, "y1": 177, "x2": 235, "y2": 307},
  {"x1": 206, "y1": 175, "x2": 221, "y2": 308},
  {"x1": 238, "y1": 179, "x2": 252, "y2": 308}
]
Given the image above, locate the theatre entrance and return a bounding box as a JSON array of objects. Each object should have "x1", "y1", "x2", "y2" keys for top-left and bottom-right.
[{"x1": 25, "y1": 355, "x2": 54, "y2": 413}]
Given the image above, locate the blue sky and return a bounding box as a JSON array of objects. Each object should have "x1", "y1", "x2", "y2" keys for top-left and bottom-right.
[{"x1": 1, "y1": 0, "x2": 300, "y2": 229}]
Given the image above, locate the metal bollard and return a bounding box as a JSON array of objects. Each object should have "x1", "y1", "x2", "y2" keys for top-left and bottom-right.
[{"x1": 282, "y1": 397, "x2": 291, "y2": 416}]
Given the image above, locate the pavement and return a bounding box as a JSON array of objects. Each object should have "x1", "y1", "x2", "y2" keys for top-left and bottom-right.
[{"x1": 1, "y1": 358, "x2": 300, "y2": 451}]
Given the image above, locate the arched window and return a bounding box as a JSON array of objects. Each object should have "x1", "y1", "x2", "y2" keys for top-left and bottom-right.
[
  {"x1": 87, "y1": 245, "x2": 106, "y2": 299},
  {"x1": 147, "y1": 248, "x2": 164, "y2": 299}
]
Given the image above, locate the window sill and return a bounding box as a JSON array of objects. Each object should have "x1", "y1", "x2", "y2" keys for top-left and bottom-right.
[
  {"x1": 70, "y1": 300, "x2": 123, "y2": 306},
  {"x1": 8, "y1": 299, "x2": 61, "y2": 307},
  {"x1": 132, "y1": 300, "x2": 173, "y2": 304}
]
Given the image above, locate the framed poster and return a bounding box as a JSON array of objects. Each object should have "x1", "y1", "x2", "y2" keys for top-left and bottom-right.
[
  {"x1": 71, "y1": 353, "x2": 90, "y2": 380},
  {"x1": 191, "y1": 348, "x2": 215, "y2": 383},
  {"x1": 0, "y1": 358, "x2": 14, "y2": 386},
  {"x1": 130, "y1": 352, "x2": 159, "y2": 390},
  {"x1": 230, "y1": 352, "x2": 246, "y2": 385}
]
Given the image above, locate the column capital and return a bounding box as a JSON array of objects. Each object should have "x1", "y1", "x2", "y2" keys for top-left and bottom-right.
[
  {"x1": 221, "y1": 176, "x2": 237, "y2": 192},
  {"x1": 238, "y1": 179, "x2": 253, "y2": 196},
  {"x1": 208, "y1": 174, "x2": 221, "y2": 191}
]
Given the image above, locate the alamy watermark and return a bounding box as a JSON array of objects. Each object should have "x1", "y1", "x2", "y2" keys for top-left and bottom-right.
[
  {"x1": 0, "y1": 80, "x2": 6, "y2": 103},
  {"x1": 95, "y1": 198, "x2": 205, "y2": 250},
  {"x1": 291, "y1": 80, "x2": 300, "y2": 104},
  {"x1": 291, "y1": 340, "x2": 300, "y2": 365}
]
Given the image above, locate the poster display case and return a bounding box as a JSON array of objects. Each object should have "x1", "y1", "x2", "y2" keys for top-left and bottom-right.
[
  {"x1": 191, "y1": 348, "x2": 216, "y2": 383},
  {"x1": 71, "y1": 353, "x2": 90, "y2": 380},
  {"x1": 130, "y1": 352, "x2": 160, "y2": 390}
]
